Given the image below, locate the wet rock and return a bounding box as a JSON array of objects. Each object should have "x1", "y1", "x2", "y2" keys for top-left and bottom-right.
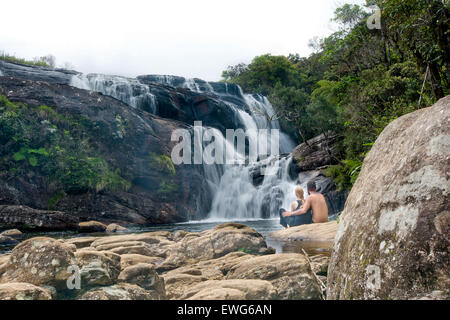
[
  {"x1": 79, "y1": 283, "x2": 161, "y2": 300},
  {"x1": 0, "y1": 282, "x2": 53, "y2": 300},
  {"x1": 327, "y1": 96, "x2": 450, "y2": 300},
  {"x1": 226, "y1": 253, "x2": 323, "y2": 300},
  {"x1": 0, "y1": 237, "x2": 76, "y2": 288},
  {"x1": 0, "y1": 235, "x2": 18, "y2": 246},
  {"x1": 78, "y1": 221, "x2": 107, "y2": 233},
  {"x1": 0, "y1": 205, "x2": 78, "y2": 231},
  {"x1": 106, "y1": 223, "x2": 128, "y2": 233},
  {"x1": 0, "y1": 229, "x2": 22, "y2": 239}
]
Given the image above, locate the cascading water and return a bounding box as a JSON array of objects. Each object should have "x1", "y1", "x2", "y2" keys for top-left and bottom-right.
[
  {"x1": 68, "y1": 72, "x2": 300, "y2": 221},
  {"x1": 70, "y1": 74, "x2": 157, "y2": 113}
]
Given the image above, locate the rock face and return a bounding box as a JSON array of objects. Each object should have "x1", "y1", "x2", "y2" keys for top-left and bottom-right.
[
  {"x1": 291, "y1": 132, "x2": 341, "y2": 171},
  {"x1": 0, "y1": 75, "x2": 207, "y2": 225},
  {"x1": 0, "y1": 205, "x2": 78, "y2": 231},
  {"x1": 327, "y1": 96, "x2": 450, "y2": 300}
]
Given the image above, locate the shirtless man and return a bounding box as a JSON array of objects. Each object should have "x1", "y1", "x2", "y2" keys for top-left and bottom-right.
[{"x1": 282, "y1": 181, "x2": 328, "y2": 223}]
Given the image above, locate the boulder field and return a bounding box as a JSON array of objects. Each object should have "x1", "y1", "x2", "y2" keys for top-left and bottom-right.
[{"x1": 0, "y1": 223, "x2": 324, "y2": 300}]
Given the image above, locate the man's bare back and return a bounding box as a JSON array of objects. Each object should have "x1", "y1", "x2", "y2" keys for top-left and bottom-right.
[
  {"x1": 306, "y1": 192, "x2": 328, "y2": 223},
  {"x1": 282, "y1": 191, "x2": 329, "y2": 223}
]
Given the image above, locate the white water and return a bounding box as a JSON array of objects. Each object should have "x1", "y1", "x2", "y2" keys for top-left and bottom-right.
[
  {"x1": 69, "y1": 73, "x2": 299, "y2": 220},
  {"x1": 70, "y1": 74, "x2": 157, "y2": 113}
]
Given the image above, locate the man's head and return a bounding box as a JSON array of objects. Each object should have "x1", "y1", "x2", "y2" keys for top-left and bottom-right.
[{"x1": 307, "y1": 180, "x2": 316, "y2": 193}]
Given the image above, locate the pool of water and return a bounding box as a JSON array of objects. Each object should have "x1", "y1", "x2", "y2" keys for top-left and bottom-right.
[{"x1": 0, "y1": 218, "x2": 333, "y2": 256}]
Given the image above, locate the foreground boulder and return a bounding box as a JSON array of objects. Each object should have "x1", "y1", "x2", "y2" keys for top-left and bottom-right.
[
  {"x1": 327, "y1": 96, "x2": 450, "y2": 300},
  {"x1": 106, "y1": 223, "x2": 128, "y2": 233},
  {"x1": 160, "y1": 223, "x2": 273, "y2": 270},
  {"x1": 162, "y1": 252, "x2": 254, "y2": 299},
  {"x1": 0, "y1": 237, "x2": 76, "y2": 288},
  {"x1": 0, "y1": 205, "x2": 78, "y2": 231},
  {"x1": 118, "y1": 263, "x2": 165, "y2": 296},
  {"x1": 180, "y1": 279, "x2": 277, "y2": 300},
  {"x1": 270, "y1": 221, "x2": 338, "y2": 243},
  {"x1": 75, "y1": 251, "x2": 121, "y2": 287},
  {"x1": 226, "y1": 253, "x2": 323, "y2": 300},
  {"x1": 80, "y1": 283, "x2": 161, "y2": 300},
  {"x1": 0, "y1": 282, "x2": 53, "y2": 300}
]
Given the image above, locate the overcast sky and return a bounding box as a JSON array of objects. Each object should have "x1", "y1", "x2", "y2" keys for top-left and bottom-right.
[{"x1": 1, "y1": 0, "x2": 365, "y2": 81}]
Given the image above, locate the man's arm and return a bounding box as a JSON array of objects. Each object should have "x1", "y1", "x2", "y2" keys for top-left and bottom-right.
[
  {"x1": 291, "y1": 197, "x2": 311, "y2": 216},
  {"x1": 283, "y1": 198, "x2": 311, "y2": 217}
]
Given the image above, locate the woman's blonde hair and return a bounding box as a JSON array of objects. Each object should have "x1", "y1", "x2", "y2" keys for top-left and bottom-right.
[{"x1": 295, "y1": 186, "x2": 304, "y2": 200}]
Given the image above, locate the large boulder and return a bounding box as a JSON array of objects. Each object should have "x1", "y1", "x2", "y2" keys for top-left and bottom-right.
[
  {"x1": 270, "y1": 221, "x2": 338, "y2": 243},
  {"x1": 180, "y1": 279, "x2": 277, "y2": 300},
  {"x1": 117, "y1": 263, "x2": 165, "y2": 296},
  {"x1": 79, "y1": 283, "x2": 161, "y2": 300},
  {"x1": 160, "y1": 223, "x2": 272, "y2": 270},
  {"x1": 327, "y1": 96, "x2": 450, "y2": 300},
  {"x1": 0, "y1": 205, "x2": 78, "y2": 231},
  {"x1": 226, "y1": 253, "x2": 323, "y2": 300},
  {"x1": 74, "y1": 251, "x2": 121, "y2": 287},
  {"x1": 162, "y1": 252, "x2": 254, "y2": 299},
  {"x1": 0, "y1": 237, "x2": 76, "y2": 288},
  {"x1": 0, "y1": 282, "x2": 53, "y2": 300}
]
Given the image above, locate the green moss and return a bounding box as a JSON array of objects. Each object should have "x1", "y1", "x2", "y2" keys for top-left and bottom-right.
[
  {"x1": 48, "y1": 191, "x2": 64, "y2": 210},
  {"x1": 157, "y1": 180, "x2": 177, "y2": 196},
  {"x1": 149, "y1": 152, "x2": 176, "y2": 176}
]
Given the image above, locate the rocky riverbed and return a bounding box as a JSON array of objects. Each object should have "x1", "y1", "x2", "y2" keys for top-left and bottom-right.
[{"x1": 0, "y1": 222, "x2": 331, "y2": 300}]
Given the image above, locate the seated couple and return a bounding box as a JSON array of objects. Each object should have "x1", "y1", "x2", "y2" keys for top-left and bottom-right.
[{"x1": 279, "y1": 181, "x2": 328, "y2": 228}]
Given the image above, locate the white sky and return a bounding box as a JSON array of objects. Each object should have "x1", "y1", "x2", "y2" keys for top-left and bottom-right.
[{"x1": 1, "y1": 0, "x2": 365, "y2": 81}]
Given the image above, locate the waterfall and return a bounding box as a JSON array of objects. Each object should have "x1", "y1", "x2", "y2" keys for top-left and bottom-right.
[
  {"x1": 70, "y1": 74, "x2": 157, "y2": 113},
  {"x1": 68, "y1": 72, "x2": 299, "y2": 221}
]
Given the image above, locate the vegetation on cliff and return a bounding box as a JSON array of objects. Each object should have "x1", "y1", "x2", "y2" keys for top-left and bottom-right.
[
  {"x1": 222, "y1": 0, "x2": 449, "y2": 190},
  {"x1": 0, "y1": 96, "x2": 131, "y2": 209}
]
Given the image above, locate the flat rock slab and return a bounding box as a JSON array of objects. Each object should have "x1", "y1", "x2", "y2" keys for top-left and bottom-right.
[{"x1": 269, "y1": 221, "x2": 338, "y2": 242}]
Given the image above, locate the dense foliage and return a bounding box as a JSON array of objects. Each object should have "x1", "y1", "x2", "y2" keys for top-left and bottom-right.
[
  {"x1": 0, "y1": 96, "x2": 131, "y2": 208},
  {"x1": 222, "y1": 0, "x2": 449, "y2": 190}
]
